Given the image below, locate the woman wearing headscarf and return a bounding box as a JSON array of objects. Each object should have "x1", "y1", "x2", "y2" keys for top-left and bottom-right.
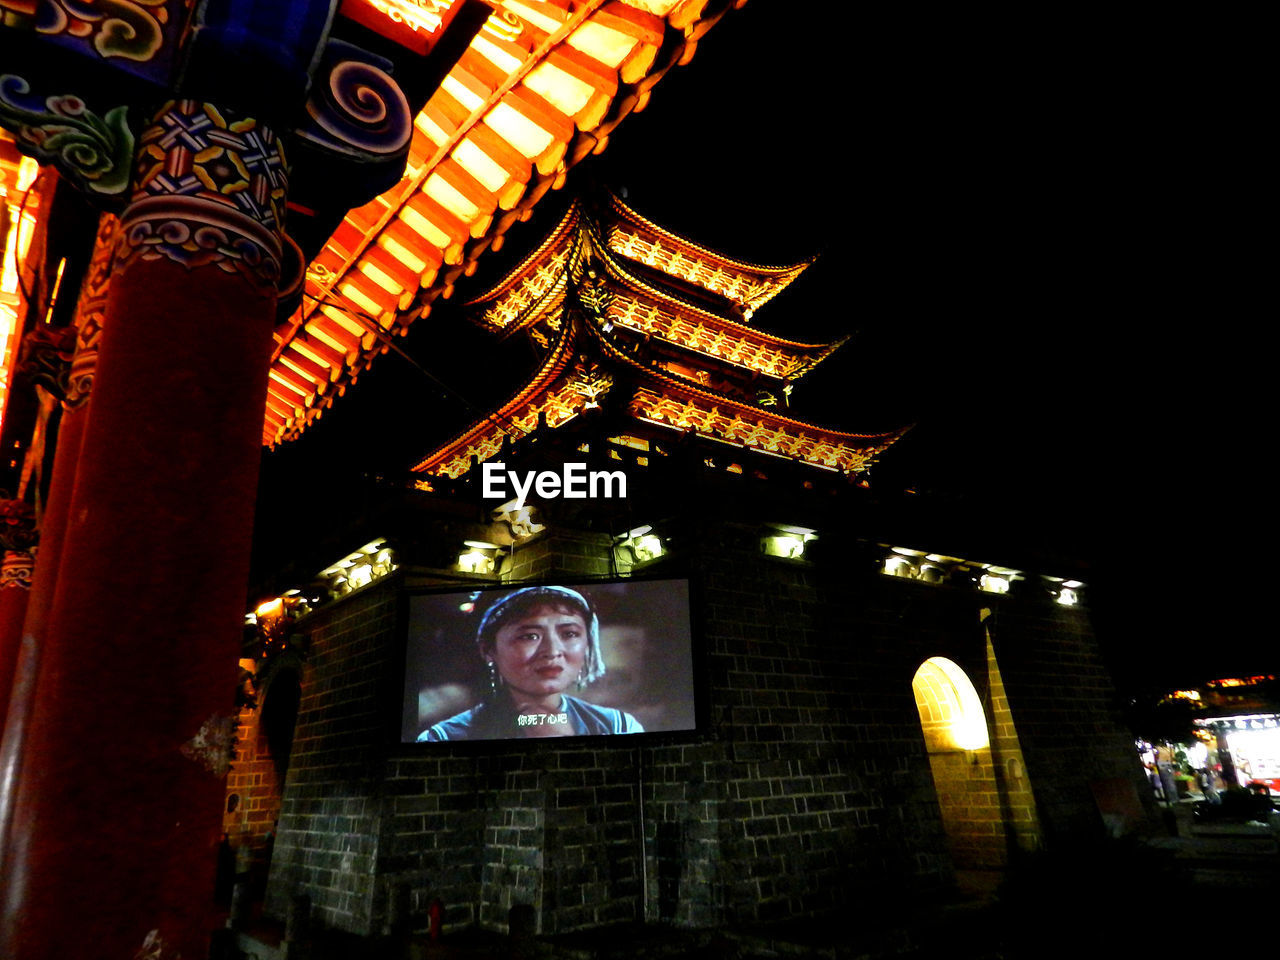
[{"x1": 418, "y1": 586, "x2": 643, "y2": 740}]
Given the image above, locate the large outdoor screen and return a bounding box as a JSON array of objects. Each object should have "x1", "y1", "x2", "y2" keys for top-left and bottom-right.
[{"x1": 402, "y1": 578, "x2": 697, "y2": 743}]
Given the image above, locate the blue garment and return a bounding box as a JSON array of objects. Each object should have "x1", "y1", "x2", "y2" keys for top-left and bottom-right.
[{"x1": 419, "y1": 695, "x2": 643, "y2": 741}]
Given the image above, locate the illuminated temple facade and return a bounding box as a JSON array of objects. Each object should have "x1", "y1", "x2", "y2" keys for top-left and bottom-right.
[
  {"x1": 411, "y1": 191, "x2": 902, "y2": 486},
  {"x1": 225, "y1": 197, "x2": 1152, "y2": 939},
  {"x1": 0, "y1": 1, "x2": 1151, "y2": 953}
]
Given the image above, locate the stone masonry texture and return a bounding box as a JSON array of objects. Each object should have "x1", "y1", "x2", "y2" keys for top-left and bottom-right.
[{"x1": 257, "y1": 516, "x2": 1148, "y2": 936}]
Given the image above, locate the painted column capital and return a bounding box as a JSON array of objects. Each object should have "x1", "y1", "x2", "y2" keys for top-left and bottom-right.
[
  {"x1": 113, "y1": 100, "x2": 288, "y2": 294},
  {"x1": 63, "y1": 213, "x2": 120, "y2": 408},
  {"x1": 1, "y1": 547, "x2": 36, "y2": 591},
  {"x1": 0, "y1": 498, "x2": 37, "y2": 590}
]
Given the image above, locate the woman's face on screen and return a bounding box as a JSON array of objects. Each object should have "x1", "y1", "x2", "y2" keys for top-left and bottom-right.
[{"x1": 488, "y1": 603, "x2": 588, "y2": 703}]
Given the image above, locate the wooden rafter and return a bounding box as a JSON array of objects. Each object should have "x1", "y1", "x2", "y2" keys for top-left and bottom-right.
[{"x1": 265, "y1": 0, "x2": 748, "y2": 446}]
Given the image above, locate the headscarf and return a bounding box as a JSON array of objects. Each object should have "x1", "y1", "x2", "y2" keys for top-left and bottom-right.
[{"x1": 477, "y1": 585, "x2": 605, "y2": 684}]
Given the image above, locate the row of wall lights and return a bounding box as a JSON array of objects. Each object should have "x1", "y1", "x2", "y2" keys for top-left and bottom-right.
[{"x1": 881, "y1": 546, "x2": 1082, "y2": 604}]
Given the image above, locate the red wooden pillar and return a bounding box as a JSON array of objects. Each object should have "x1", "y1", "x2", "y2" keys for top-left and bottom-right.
[
  {"x1": 0, "y1": 212, "x2": 117, "y2": 877},
  {"x1": 0, "y1": 101, "x2": 287, "y2": 960},
  {"x1": 0, "y1": 212, "x2": 116, "y2": 721},
  {"x1": 0, "y1": 547, "x2": 34, "y2": 716}
]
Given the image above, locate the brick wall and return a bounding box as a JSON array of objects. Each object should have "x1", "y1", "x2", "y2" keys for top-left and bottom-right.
[
  {"x1": 265, "y1": 585, "x2": 398, "y2": 933},
  {"x1": 256, "y1": 513, "x2": 1144, "y2": 937},
  {"x1": 225, "y1": 671, "x2": 277, "y2": 849},
  {"x1": 986, "y1": 592, "x2": 1152, "y2": 843},
  {"x1": 910, "y1": 625, "x2": 1043, "y2": 870},
  {"x1": 922, "y1": 749, "x2": 994, "y2": 867},
  {"x1": 984, "y1": 626, "x2": 1042, "y2": 854},
  {"x1": 380, "y1": 752, "x2": 486, "y2": 930},
  {"x1": 685, "y1": 522, "x2": 954, "y2": 924},
  {"x1": 223, "y1": 659, "x2": 299, "y2": 873},
  {"x1": 501, "y1": 528, "x2": 612, "y2": 581}
]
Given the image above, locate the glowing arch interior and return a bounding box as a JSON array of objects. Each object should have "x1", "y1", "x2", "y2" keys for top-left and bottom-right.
[{"x1": 912, "y1": 657, "x2": 989, "y2": 751}]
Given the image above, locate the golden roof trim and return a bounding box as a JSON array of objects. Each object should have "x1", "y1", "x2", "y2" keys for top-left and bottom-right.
[
  {"x1": 264, "y1": 0, "x2": 739, "y2": 447},
  {"x1": 607, "y1": 192, "x2": 811, "y2": 276}
]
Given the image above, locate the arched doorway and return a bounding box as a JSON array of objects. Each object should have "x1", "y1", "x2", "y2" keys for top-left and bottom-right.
[{"x1": 912, "y1": 657, "x2": 1008, "y2": 869}]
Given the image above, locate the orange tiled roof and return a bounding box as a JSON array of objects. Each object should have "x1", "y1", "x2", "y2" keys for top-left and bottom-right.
[
  {"x1": 465, "y1": 197, "x2": 843, "y2": 381},
  {"x1": 605, "y1": 192, "x2": 810, "y2": 314},
  {"x1": 411, "y1": 312, "x2": 904, "y2": 481},
  {"x1": 265, "y1": 0, "x2": 746, "y2": 446}
]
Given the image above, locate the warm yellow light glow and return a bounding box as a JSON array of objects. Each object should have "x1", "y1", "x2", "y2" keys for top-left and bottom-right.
[
  {"x1": 312, "y1": 538, "x2": 397, "y2": 599},
  {"x1": 485, "y1": 104, "x2": 554, "y2": 159},
  {"x1": 566, "y1": 21, "x2": 637, "y2": 68},
  {"x1": 453, "y1": 138, "x2": 510, "y2": 192},
  {"x1": 255, "y1": 598, "x2": 284, "y2": 620},
  {"x1": 979, "y1": 574, "x2": 1009, "y2": 594},
  {"x1": 919, "y1": 563, "x2": 946, "y2": 584},
  {"x1": 913, "y1": 657, "x2": 989, "y2": 751},
  {"x1": 607, "y1": 434, "x2": 650, "y2": 452},
  {"x1": 525, "y1": 62, "x2": 595, "y2": 117},
  {"x1": 457, "y1": 549, "x2": 494, "y2": 574},
  {"x1": 2, "y1": 202, "x2": 37, "y2": 296},
  {"x1": 424, "y1": 171, "x2": 478, "y2": 222},
  {"x1": 359, "y1": 261, "x2": 403, "y2": 295},
  {"x1": 471, "y1": 33, "x2": 522, "y2": 73},
  {"x1": 1055, "y1": 586, "x2": 1078, "y2": 606},
  {"x1": 633, "y1": 535, "x2": 663, "y2": 562},
  {"x1": 398, "y1": 206, "x2": 452, "y2": 249},
  {"x1": 763, "y1": 534, "x2": 807, "y2": 560},
  {"x1": 414, "y1": 111, "x2": 448, "y2": 146},
  {"x1": 503, "y1": 0, "x2": 564, "y2": 32},
  {"x1": 440, "y1": 74, "x2": 484, "y2": 112},
  {"x1": 379, "y1": 235, "x2": 428, "y2": 273},
  {"x1": 347, "y1": 563, "x2": 374, "y2": 589},
  {"x1": 884, "y1": 556, "x2": 914, "y2": 578},
  {"x1": 1208, "y1": 676, "x2": 1275, "y2": 688},
  {"x1": 339, "y1": 280, "x2": 386, "y2": 317},
  {"x1": 16, "y1": 156, "x2": 37, "y2": 191},
  {"x1": 321, "y1": 303, "x2": 367, "y2": 336}
]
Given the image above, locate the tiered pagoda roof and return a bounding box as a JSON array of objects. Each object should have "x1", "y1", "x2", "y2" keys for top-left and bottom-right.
[
  {"x1": 264, "y1": 0, "x2": 745, "y2": 447},
  {"x1": 411, "y1": 193, "x2": 906, "y2": 480},
  {"x1": 464, "y1": 195, "x2": 844, "y2": 383}
]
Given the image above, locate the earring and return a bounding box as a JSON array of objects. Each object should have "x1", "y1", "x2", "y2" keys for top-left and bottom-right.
[
  {"x1": 576, "y1": 669, "x2": 585, "y2": 692},
  {"x1": 488, "y1": 661, "x2": 498, "y2": 693}
]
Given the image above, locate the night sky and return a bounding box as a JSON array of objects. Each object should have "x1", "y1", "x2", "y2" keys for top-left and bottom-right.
[{"x1": 256, "y1": 6, "x2": 1264, "y2": 691}]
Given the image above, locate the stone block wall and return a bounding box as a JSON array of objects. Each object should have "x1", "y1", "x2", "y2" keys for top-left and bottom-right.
[
  {"x1": 986, "y1": 594, "x2": 1152, "y2": 843},
  {"x1": 224, "y1": 657, "x2": 305, "y2": 870},
  {"x1": 224, "y1": 667, "x2": 282, "y2": 853},
  {"x1": 477, "y1": 756, "x2": 545, "y2": 930},
  {"x1": 380, "y1": 751, "x2": 486, "y2": 930},
  {"x1": 265, "y1": 585, "x2": 398, "y2": 933},
  {"x1": 984, "y1": 628, "x2": 1042, "y2": 854},
  {"x1": 254, "y1": 513, "x2": 1145, "y2": 937},
  {"x1": 502, "y1": 528, "x2": 612, "y2": 582},
  {"x1": 688, "y1": 524, "x2": 954, "y2": 923},
  {"x1": 923, "y1": 747, "x2": 1006, "y2": 869}
]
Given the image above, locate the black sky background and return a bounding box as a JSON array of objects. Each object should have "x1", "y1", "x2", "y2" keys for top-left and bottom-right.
[{"x1": 256, "y1": 5, "x2": 1267, "y2": 691}]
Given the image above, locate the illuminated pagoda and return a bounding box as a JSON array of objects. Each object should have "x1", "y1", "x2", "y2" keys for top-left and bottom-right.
[
  {"x1": 410, "y1": 190, "x2": 905, "y2": 491},
  {"x1": 225, "y1": 186, "x2": 1150, "y2": 946},
  {"x1": 0, "y1": 0, "x2": 1157, "y2": 951}
]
